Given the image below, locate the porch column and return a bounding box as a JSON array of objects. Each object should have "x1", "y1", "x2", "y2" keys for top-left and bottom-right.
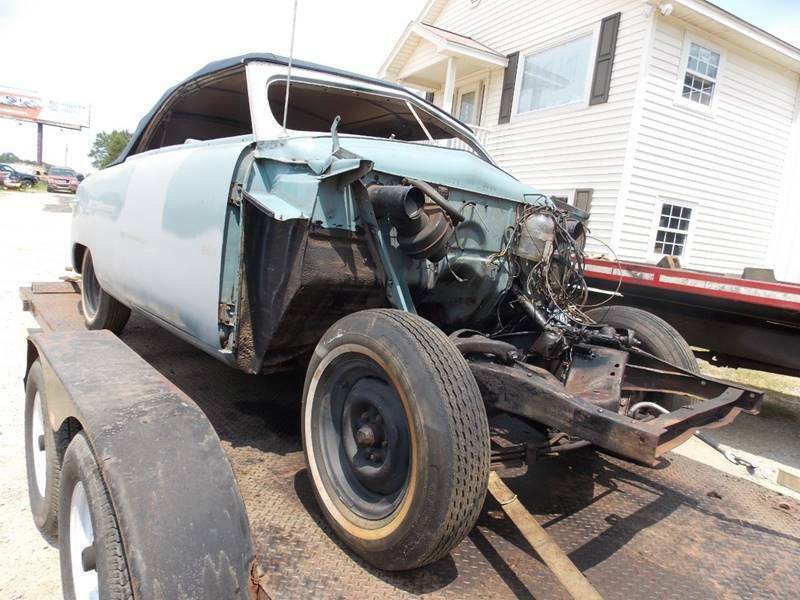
[{"x1": 442, "y1": 57, "x2": 457, "y2": 114}]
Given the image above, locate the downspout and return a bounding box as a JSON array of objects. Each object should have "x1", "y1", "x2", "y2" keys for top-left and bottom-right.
[{"x1": 609, "y1": 3, "x2": 659, "y2": 252}]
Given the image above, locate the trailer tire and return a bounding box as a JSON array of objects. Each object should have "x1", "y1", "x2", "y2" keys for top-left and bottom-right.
[
  {"x1": 586, "y1": 305, "x2": 699, "y2": 410},
  {"x1": 25, "y1": 360, "x2": 69, "y2": 537},
  {"x1": 59, "y1": 432, "x2": 132, "y2": 600},
  {"x1": 303, "y1": 309, "x2": 490, "y2": 571},
  {"x1": 80, "y1": 249, "x2": 130, "y2": 334}
]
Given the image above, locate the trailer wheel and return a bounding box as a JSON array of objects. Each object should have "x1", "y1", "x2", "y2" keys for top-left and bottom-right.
[
  {"x1": 25, "y1": 360, "x2": 69, "y2": 537},
  {"x1": 80, "y1": 249, "x2": 130, "y2": 334},
  {"x1": 59, "y1": 432, "x2": 132, "y2": 600},
  {"x1": 303, "y1": 309, "x2": 490, "y2": 571},
  {"x1": 586, "y1": 305, "x2": 699, "y2": 410}
]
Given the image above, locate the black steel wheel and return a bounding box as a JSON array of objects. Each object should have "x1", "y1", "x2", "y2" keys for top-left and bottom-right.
[
  {"x1": 80, "y1": 249, "x2": 131, "y2": 334},
  {"x1": 303, "y1": 309, "x2": 490, "y2": 571}
]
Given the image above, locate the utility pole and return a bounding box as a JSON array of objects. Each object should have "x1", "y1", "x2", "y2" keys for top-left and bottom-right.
[{"x1": 36, "y1": 123, "x2": 43, "y2": 165}]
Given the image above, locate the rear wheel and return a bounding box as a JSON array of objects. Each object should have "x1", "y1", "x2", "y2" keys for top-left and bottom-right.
[
  {"x1": 20, "y1": 179, "x2": 32, "y2": 191},
  {"x1": 59, "y1": 432, "x2": 132, "y2": 600},
  {"x1": 80, "y1": 250, "x2": 130, "y2": 334},
  {"x1": 24, "y1": 360, "x2": 69, "y2": 537},
  {"x1": 303, "y1": 309, "x2": 490, "y2": 570},
  {"x1": 586, "y1": 305, "x2": 699, "y2": 411}
]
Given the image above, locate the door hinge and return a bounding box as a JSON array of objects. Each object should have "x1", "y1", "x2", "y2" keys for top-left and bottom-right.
[{"x1": 229, "y1": 182, "x2": 243, "y2": 206}]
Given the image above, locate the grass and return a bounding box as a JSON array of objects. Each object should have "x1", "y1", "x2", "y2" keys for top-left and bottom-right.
[{"x1": 1, "y1": 180, "x2": 48, "y2": 193}]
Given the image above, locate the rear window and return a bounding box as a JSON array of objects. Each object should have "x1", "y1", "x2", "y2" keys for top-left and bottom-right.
[
  {"x1": 49, "y1": 168, "x2": 74, "y2": 176},
  {"x1": 267, "y1": 79, "x2": 488, "y2": 160}
]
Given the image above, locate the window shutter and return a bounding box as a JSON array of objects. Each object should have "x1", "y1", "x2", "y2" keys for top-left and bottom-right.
[
  {"x1": 425, "y1": 91, "x2": 435, "y2": 103},
  {"x1": 575, "y1": 188, "x2": 594, "y2": 212},
  {"x1": 498, "y1": 51, "x2": 519, "y2": 124},
  {"x1": 589, "y1": 13, "x2": 621, "y2": 105}
]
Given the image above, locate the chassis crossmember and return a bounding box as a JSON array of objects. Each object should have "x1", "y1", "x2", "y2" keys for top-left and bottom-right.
[{"x1": 466, "y1": 343, "x2": 762, "y2": 466}]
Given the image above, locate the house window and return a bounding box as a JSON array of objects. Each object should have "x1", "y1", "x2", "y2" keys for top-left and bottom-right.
[
  {"x1": 682, "y1": 42, "x2": 720, "y2": 106},
  {"x1": 517, "y1": 34, "x2": 593, "y2": 113},
  {"x1": 654, "y1": 203, "x2": 692, "y2": 256}
]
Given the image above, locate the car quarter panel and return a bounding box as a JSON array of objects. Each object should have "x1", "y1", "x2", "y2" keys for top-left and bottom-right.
[{"x1": 73, "y1": 137, "x2": 254, "y2": 351}]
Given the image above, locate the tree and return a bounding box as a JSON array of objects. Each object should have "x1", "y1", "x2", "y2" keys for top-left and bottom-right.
[
  {"x1": 89, "y1": 130, "x2": 132, "y2": 169},
  {"x1": 0, "y1": 152, "x2": 21, "y2": 163}
]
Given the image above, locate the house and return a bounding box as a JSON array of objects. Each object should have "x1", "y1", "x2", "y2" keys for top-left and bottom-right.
[{"x1": 380, "y1": 0, "x2": 800, "y2": 283}]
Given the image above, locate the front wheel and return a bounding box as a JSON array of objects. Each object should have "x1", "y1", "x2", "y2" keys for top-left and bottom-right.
[
  {"x1": 303, "y1": 309, "x2": 490, "y2": 571},
  {"x1": 80, "y1": 249, "x2": 131, "y2": 334}
]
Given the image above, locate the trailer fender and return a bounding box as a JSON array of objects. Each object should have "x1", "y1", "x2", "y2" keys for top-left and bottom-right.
[{"x1": 25, "y1": 330, "x2": 256, "y2": 600}]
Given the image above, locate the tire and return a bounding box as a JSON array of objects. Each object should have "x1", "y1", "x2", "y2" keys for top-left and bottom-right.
[
  {"x1": 47, "y1": 186, "x2": 53, "y2": 193},
  {"x1": 586, "y1": 305, "x2": 699, "y2": 411},
  {"x1": 20, "y1": 179, "x2": 32, "y2": 191},
  {"x1": 59, "y1": 432, "x2": 133, "y2": 600},
  {"x1": 303, "y1": 309, "x2": 490, "y2": 571},
  {"x1": 80, "y1": 249, "x2": 130, "y2": 334},
  {"x1": 24, "y1": 360, "x2": 70, "y2": 537}
]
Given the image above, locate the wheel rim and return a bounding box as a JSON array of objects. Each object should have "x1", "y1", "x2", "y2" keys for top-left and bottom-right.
[
  {"x1": 69, "y1": 482, "x2": 99, "y2": 600},
  {"x1": 310, "y1": 352, "x2": 411, "y2": 522},
  {"x1": 21, "y1": 180, "x2": 31, "y2": 191},
  {"x1": 82, "y1": 255, "x2": 101, "y2": 319},
  {"x1": 31, "y1": 392, "x2": 46, "y2": 497}
]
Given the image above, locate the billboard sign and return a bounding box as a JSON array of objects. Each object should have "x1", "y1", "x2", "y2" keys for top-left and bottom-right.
[{"x1": 0, "y1": 87, "x2": 90, "y2": 130}]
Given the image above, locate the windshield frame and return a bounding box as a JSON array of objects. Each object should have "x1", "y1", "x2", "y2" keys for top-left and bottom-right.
[{"x1": 247, "y1": 62, "x2": 493, "y2": 164}]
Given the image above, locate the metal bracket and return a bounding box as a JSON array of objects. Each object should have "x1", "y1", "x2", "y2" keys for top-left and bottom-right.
[
  {"x1": 228, "y1": 182, "x2": 243, "y2": 206},
  {"x1": 351, "y1": 181, "x2": 416, "y2": 313}
]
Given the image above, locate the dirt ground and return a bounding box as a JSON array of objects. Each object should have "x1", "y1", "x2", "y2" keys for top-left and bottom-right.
[{"x1": 0, "y1": 190, "x2": 798, "y2": 598}]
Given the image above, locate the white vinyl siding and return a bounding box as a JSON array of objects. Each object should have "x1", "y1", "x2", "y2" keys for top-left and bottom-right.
[
  {"x1": 617, "y1": 17, "x2": 798, "y2": 274},
  {"x1": 428, "y1": 0, "x2": 648, "y2": 252}
]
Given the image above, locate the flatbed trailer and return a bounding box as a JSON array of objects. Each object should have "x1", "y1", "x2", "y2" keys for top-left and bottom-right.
[
  {"x1": 584, "y1": 257, "x2": 800, "y2": 377},
  {"x1": 21, "y1": 282, "x2": 800, "y2": 599}
]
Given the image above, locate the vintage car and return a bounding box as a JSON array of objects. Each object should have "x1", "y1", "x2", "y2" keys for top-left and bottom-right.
[{"x1": 68, "y1": 53, "x2": 760, "y2": 576}]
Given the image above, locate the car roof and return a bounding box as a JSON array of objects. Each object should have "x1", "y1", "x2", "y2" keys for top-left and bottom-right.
[{"x1": 111, "y1": 53, "x2": 446, "y2": 167}]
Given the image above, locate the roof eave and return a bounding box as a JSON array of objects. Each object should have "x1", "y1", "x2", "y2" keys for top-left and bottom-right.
[{"x1": 649, "y1": 0, "x2": 800, "y2": 70}]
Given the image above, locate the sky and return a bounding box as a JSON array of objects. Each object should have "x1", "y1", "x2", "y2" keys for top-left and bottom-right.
[{"x1": 0, "y1": 0, "x2": 798, "y2": 173}]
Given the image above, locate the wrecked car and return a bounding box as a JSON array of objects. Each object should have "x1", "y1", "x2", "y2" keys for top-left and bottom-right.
[{"x1": 70, "y1": 53, "x2": 761, "y2": 571}]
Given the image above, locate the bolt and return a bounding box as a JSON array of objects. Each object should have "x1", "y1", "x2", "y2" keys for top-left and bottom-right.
[{"x1": 356, "y1": 424, "x2": 377, "y2": 447}]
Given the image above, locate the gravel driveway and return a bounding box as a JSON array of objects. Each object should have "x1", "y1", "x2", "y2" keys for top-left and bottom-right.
[{"x1": 0, "y1": 191, "x2": 71, "y2": 599}]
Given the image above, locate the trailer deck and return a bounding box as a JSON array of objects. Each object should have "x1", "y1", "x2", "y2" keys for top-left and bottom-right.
[
  {"x1": 584, "y1": 257, "x2": 800, "y2": 376},
  {"x1": 22, "y1": 283, "x2": 800, "y2": 599}
]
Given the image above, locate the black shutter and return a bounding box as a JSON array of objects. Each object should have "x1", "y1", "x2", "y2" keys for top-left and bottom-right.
[
  {"x1": 589, "y1": 12, "x2": 621, "y2": 105},
  {"x1": 425, "y1": 91, "x2": 435, "y2": 103},
  {"x1": 498, "y1": 51, "x2": 519, "y2": 124}
]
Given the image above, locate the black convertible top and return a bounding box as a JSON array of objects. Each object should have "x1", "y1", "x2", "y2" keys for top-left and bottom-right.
[{"x1": 110, "y1": 53, "x2": 419, "y2": 167}]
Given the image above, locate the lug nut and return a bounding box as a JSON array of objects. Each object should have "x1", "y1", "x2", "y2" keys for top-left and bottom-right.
[{"x1": 356, "y1": 424, "x2": 376, "y2": 447}]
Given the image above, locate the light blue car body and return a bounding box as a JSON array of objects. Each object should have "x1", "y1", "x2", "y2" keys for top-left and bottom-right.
[{"x1": 71, "y1": 56, "x2": 553, "y2": 373}]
